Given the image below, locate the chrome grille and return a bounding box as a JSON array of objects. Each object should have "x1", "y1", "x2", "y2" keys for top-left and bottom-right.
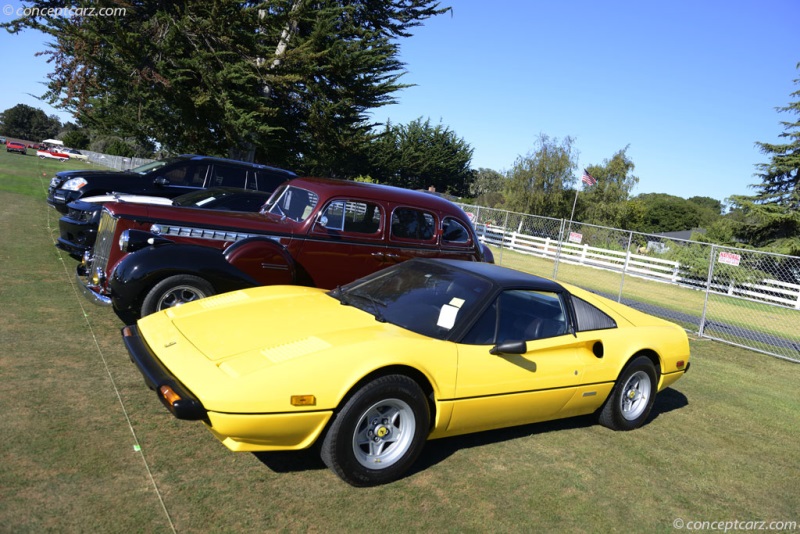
[{"x1": 91, "y1": 210, "x2": 119, "y2": 273}]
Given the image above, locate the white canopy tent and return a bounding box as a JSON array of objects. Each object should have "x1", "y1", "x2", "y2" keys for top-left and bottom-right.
[{"x1": 42, "y1": 139, "x2": 64, "y2": 146}]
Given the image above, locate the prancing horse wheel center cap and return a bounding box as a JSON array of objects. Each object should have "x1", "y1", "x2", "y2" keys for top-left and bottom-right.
[{"x1": 376, "y1": 426, "x2": 389, "y2": 438}]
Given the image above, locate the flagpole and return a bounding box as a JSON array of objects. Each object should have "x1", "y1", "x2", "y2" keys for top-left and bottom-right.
[
  {"x1": 556, "y1": 182, "x2": 580, "y2": 279},
  {"x1": 556, "y1": 169, "x2": 594, "y2": 279},
  {"x1": 567, "y1": 187, "x2": 579, "y2": 237}
]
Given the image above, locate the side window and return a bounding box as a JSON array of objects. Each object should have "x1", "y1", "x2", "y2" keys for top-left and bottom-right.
[
  {"x1": 211, "y1": 165, "x2": 248, "y2": 188},
  {"x1": 572, "y1": 296, "x2": 617, "y2": 332},
  {"x1": 162, "y1": 164, "x2": 208, "y2": 186},
  {"x1": 253, "y1": 170, "x2": 291, "y2": 193},
  {"x1": 442, "y1": 217, "x2": 471, "y2": 244},
  {"x1": 320, "y1": 200, "x2": 346, "y2": 230},
  {"x1": 319, "y1": 201, "x2": 382, "y2": 234},
  {"x1": 462, "y1": 290, "x2": 568, "y2": 345},
  {"x1": 391, "y1": 208, "x2": 436, "y2": 241}
]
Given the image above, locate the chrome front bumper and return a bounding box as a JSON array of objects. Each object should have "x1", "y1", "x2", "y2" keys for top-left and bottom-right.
[{"x1": 76, "y1": 265, "x2": 112, "y2": 306}]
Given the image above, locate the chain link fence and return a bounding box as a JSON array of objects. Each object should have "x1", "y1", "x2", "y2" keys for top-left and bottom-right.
[
  {"x1": 459, "y1": 203, "x2": 800, "y2": 363},
  {"x1": 80, "y1": 150, "x2": 154, "y2": 170}
]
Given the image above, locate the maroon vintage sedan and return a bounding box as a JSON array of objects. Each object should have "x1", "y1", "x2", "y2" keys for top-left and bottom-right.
[{"x1": 77, "y1": 177, "x2": 493, "y2": 319}]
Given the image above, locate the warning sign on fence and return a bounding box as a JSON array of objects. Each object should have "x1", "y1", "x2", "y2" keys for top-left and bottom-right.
[
  {"x1": 718, "y1": 251, "x2": 741, "y2": 266},
  {"x1": 569, "y1": 232, "x2": 582, "y2": 244}
]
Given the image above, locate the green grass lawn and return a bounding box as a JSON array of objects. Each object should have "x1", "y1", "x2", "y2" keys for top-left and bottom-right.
[{"x1": 1, "y1": 151, "x2": 799, "y2": 532}]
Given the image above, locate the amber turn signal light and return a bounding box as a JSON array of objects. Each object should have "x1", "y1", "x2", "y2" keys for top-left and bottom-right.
[
  {"x1": 160, "y1": 385, "x2": 182, "y2": 405},
  {"x1": 291, "y1": 395, "x2": 316, "y2": 406}
]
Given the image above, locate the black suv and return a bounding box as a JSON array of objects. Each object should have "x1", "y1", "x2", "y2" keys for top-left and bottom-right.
[{"x1": 46, "y1": 155, "x2": 296, "y2": 213}]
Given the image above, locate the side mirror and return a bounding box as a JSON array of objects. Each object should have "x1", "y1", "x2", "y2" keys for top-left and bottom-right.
[{"x1": 489, "y1": 340, "x2": 527, "y2": 355}]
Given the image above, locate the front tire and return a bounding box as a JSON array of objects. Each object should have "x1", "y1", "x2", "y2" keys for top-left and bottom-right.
[
  {"x1": 140, "y1": 274, "x2": 215, "y2": 316},
  {"x1": 599, "y1": 355, "x2": 657, "y2": 431},
  {"x1": 320, "y1": 375, "x2": 430, "y2": 487}
]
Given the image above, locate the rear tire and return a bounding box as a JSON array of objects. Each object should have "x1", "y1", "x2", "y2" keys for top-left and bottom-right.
[
  {"x1": 320, "y1": 375, "x2": 429, "y2": 487},
  {"x1": 140, "y1": 274, "x2": 214, "y2": 316},
  {"x1": 599, "y1": 356, "x2": 657, "y2": 431}
]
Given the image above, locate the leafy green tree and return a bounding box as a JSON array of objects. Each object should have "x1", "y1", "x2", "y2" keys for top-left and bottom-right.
[
  {"x1": 469, "y1": 167, "x2": 504, "y2": 196},
  {"x1": 728, "y1": 63, "x2": 800, "y2": 255},
  {"x1": 635, "y1": 193, "x2": 710, "y2": 233},
  {"x1": 370, "y1": 118, "x2": 474, "y2": 195},
  {"x1": 578, "y1": 146, "x2": 639, "y2": 227},
  {"x1": 61, "y1": 129, "x2": 91, "y2": 150},
  {"x1": 504, "y1": 134, "x2": 578, "y2": 217},
  {"x1": 0, "y1": 104, "x2": 61, "y2": 141},
  {"x1": 687, "y1": 196, "x2": 723, "y2": 215},
  {"x1": 1, "y1": 0, "x2": 448, "y2": 175},
  {"x1": 468, "y1": 167, "x2": 505, "y2": 206}
]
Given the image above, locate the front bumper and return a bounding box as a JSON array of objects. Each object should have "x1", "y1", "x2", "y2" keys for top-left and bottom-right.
[
  {"x1": 47, "y1": 188, "x2": 79, "y2": 213},
  {"x1": 121, "y1": 324, "x2": 208, "y2": 421},
  {"x1": 75, "y1": 263, "x2": 112, "y2": 306},
  {"x1": 57, "y1": 213, "x2": 99, "y2": 257}
]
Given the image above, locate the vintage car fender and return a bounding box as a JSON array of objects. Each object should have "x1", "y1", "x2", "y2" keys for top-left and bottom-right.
[
  {"x1": 224, "y1": 237, "x2": 297, "y2": 286},
  {"x1": 109, "y1": 237, "x2": 296, "y2": 311}
]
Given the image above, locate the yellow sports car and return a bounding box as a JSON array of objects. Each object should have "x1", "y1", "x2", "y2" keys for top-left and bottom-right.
[{"x1": 123, "y1": 258, "x2": 690, "y2": 486}]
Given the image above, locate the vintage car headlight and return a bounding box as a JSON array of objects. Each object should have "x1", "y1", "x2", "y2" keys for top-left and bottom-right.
[{"x1": 62, "y1": 177, "x2": 88, "y2": 191}]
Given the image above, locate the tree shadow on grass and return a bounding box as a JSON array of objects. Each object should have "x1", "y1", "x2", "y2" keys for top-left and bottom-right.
[{"x1": 252, "y1": 387, "x2": 688, "y2": 477}]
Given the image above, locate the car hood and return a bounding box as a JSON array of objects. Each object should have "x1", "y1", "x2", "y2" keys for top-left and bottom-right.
[
  {"x1": 135, "y1": 286, "x2": 436, "y2": 412},
  {"x1": 166, "y1": 287, "x2": 379, "y2": 361},
  {"x1": 54, "y1": 169, "x2": 132, "y2": 181}
]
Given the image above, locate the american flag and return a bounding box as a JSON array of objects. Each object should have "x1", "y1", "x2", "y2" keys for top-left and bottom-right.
[{"x1": 581, "y1": 169, "x2": 597, "y2": 186}]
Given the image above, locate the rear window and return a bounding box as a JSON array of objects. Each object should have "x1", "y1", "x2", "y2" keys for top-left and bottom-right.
[
  {"x1": 572, "y1": 296, "x2": 617, "y2": 332},
  {"x1": 442, "y1": 217, "x2": 471, "y2": 244}
]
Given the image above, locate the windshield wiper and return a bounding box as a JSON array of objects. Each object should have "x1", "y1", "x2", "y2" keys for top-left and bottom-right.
[
  {"x1": 348, "y1": 291, "x2": 386, "y2": 322},
  {"x1": 364, "y1": 294, "x2": 386, "y2": 323},
  {"x1": 333, "y1": 285, "x2": 350, "y2": 306}
]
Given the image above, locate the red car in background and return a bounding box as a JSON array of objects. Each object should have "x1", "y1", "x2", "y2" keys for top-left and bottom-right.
[{"x1": 6, "y1": 141, "x2": 27, "y2": 155}]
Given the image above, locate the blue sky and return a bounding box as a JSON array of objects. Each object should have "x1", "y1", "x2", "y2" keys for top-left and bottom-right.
[{"x1": 1, "y1": 0, "x2": 798, "y2": 203}]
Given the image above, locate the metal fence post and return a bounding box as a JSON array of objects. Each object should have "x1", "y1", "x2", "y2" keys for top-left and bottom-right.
[
  {"x1": 552, "y1": 218, "x2": 566, "y2": 279},
  {"x1": 699, "y1": 245, "x2": 717, "y2": 337},
  {"x1": 618, "y1": 231, "x2": 633, "y2": 302}
]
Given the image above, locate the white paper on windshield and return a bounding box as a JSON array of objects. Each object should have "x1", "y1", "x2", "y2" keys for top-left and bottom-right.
[
  {"x1": 437, "y1": 304, "x2": 460, "y2": 330},
  {"x1": 449, "y1": 297, "x2": 465, "y2": 308}
]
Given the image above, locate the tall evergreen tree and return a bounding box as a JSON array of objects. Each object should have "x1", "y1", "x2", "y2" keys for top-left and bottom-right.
[
  {"x1": 1, "y1": 1, "x2": 448, "y2": 173},
  {"x1": 371, "y1": 118, "x2": 474, "y2": 195},
  {"x1": 728, "y1": 63, "x2": 800, "y2": 255}
]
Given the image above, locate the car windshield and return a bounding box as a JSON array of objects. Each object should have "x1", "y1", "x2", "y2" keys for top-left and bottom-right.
[
  {"x1": 128, "y1": 157, "x2": 185, "y2": 175},
  {"x1": 331, "y1": 261, "x2": 493, "y2": 340},
  {"x1": 261, "y1": 184, "x2": 319, "y2": 222}
]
